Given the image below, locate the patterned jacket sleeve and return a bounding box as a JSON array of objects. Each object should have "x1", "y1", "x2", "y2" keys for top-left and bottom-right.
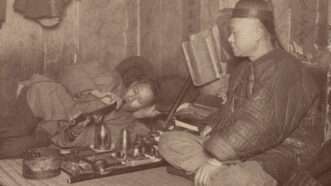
[{"x1": 204, "y1": 65, "x2": 319, "y2": 161}]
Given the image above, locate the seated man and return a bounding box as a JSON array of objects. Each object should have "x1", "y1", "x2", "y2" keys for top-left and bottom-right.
[{"x1": 158, "y1": 0, "x2": 324, "y2": 186}]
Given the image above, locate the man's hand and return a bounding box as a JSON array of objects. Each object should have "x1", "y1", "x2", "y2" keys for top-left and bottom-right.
[
  {"x1": 90, "y1": 89, "x2": 123, "y2": 109},
  {"x1": 132, "y1": 105, "x2": 161, "y2": 119},
  {"x1": 194, "y1": 159, "x2": 223, "y2": 186},
  {"x1": 66, "y1": 116, "x2": 91, "y2": 141}
]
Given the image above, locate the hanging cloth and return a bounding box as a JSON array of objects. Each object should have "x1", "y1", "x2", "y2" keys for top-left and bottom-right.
[
  {"x1": 14, "y1": 0, "x2": 71, "y2": 28},
  {"x1": 0, "y1": 0, "x2": 6, "y2": 28}
]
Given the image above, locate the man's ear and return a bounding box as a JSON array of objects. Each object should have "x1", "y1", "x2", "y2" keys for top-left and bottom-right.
[{"x1": 255, "y1": 20, "x2": 267, "y2": 41}]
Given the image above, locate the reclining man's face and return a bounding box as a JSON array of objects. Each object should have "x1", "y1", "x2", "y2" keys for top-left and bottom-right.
[{"x1": 122, "y1": 82, "x2": 155, "y2": 112}]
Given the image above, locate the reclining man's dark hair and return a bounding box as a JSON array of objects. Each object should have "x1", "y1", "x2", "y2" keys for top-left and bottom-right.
[{"x1": 116, "y1": 56, "x2": 155, "y2": 87}]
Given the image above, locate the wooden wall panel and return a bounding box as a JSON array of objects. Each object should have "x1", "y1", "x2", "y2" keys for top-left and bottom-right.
[
  {"x1": 42, "y1": 1, "x2": 76, "y2": 79},
  {"x1": 0, "y1": 0, "x2": 134, "y2": 113},
  {"x1": 270, "y1": 0, "x2": 291, "y2": 50},
  {"x1": 0, "y1": 0, "x2": 43, "y2": 78},
  {"x1": 140, "y1": 0, "x2": 200, "y2": 76},
  {"x1": 0, "y1": 0, "x2": 133, "y2": 76},
  {"x1": 126, "y1": 0, "x2": 138, "y2": 57},
  {"x1": 200, "y1": 0, "x2": 222, "y2": 30},
  {"x1": 290, "y1": 0, "x2": 318, "y2": 55},
  {"x1": 158, "y1": 0, "x2": 187, "y2": 76},
  {"x1": 0, "y1": 0, "x2": 43, "y2": 111},
  {"x1": 79, "y1": 0, "x2": 129, "y2": 69},
  {"x1": 140, "y1": 0, "x2": 163, "y2": 74},
  {"x1": 182, "y1": 0, "x2": 200, "y2": 38},
  {"x1": 316, "y1": 0, "x2": 328, "y2": 48},
  {"x1": 289, "y1": 0, "x2": 328, "y2": 57}
]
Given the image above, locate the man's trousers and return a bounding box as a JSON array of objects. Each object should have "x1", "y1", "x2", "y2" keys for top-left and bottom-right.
[{"x1": 159, "y1": 131, "x2": 277, "y2": 186}]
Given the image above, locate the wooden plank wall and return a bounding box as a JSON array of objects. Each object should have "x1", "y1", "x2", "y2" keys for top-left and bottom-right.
[
  {"x1": 0, "y1": 0, "x2": 134, "y2": 112},
  {"x1": 140, "y1": 0, "x2": 197, "y2": 77},
  {"x1": 78, "y1": 0, "x2": 132, "y2": 69},
  {"x1": 0, "y1": 0, "x2": 328, "y2": 108},
  {"x1": 0, "y1": 0, "x2": 44, "y2": 112},
  {"x1": 290, "y1": 0, "x2": 329, "y2": 57}
]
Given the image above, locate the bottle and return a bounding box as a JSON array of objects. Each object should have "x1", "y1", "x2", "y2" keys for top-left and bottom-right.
[
  {"x1": 120, "y1": 128, "x2": 130, "y2": 159},
  {"x1": 94, "y1": 120, "x2": 112, "y2": 151},
  {"x1": 132, "y1": 135, "x2": 143, "y2": 157}
]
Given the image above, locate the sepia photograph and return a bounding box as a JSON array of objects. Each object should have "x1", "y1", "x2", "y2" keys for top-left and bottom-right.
[{"x1": 0, "y1": 0, "x2": 330, "y2": 185}]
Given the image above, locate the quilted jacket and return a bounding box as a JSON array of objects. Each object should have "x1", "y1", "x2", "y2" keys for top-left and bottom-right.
[{"x1": 203, "y1": 49, "x2": 324, "y2": 183}]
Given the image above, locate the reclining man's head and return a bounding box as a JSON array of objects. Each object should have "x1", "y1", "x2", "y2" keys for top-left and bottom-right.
[{"x1": 121, "y1": 79, "x2": 156, "y2": 112}]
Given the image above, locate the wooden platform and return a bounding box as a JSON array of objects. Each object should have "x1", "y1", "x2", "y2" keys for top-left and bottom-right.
[{"x1": 0, "y1": 159, "x2": 191, "y2": 186}]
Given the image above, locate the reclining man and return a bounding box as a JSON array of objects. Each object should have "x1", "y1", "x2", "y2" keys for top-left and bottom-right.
[
  {"x1": 158, "y1": 0, "x2": 324, "y2": 185},
  {"x1": 52, "y1": 56, "x2": 197, "y2": 147},
  {"x1": 47, "y1": 57, "x2": 198, "y2": 148},
  {"x1": 0, "y1": 56, "x2": 199, "y2": 158},
  {"x1": 0, "y1": 61, "x2": 156, "y2": 158}
]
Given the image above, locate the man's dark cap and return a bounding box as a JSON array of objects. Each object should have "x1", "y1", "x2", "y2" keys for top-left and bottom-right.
[
  {"x1": 232, "y1": 0, "x2": 273, "y2": 20},
  {"x1": 232, "y1": 0, "x2": 276, "y2": 37}
]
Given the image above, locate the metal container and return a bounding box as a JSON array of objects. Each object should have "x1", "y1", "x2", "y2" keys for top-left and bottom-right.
[{"x1": 23, "y1": 148, "x2": 61, "y2": 179}]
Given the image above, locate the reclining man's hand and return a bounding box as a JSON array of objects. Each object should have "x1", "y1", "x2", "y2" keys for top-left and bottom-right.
[
  {"x1": 132, "y1": 105, "x2": 160, "y2": 119},
  {"x1": 70, "y1": 119, "x2": 90, "y2": 136},
  {"x1": 90, "y1": 89, "x2": 123, "y2": 109},
  {"x1": 65, "y1": 112, "x2": 92, "y2": 141}
]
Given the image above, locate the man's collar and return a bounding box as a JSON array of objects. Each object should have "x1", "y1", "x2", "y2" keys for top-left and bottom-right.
[{"x1": 251, "y1": 48, "x2": 282, "y2": 77}]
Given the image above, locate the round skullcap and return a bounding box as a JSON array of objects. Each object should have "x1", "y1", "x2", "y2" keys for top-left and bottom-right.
[
  {"x1": 232, "y1": 0, "x2": 273, "y2": 21},
  {"x1": 232, "y1": 0, "x2": 276, "y2": 37}
]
